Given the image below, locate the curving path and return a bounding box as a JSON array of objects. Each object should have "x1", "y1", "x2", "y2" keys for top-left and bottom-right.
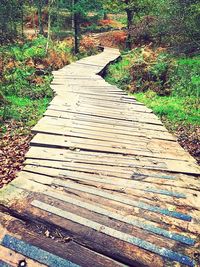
[{"x1": 0, "y1": 48, "x2": 200, "y2": 267}]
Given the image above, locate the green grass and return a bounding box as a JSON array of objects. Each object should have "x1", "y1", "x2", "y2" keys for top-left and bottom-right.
[
  {"x1": 0, "y1": 96, "x2": 51, "y2": 127},
  {"x1": 105, "y1": 51, "x2": 137, "y2": 88},
  {"x1": 134, "y1": 91, "x2": 200, "y2": 130},
  {"x1": 0, "y1": 36, "x2": 100, "y2": 134},
  {"x1": 105, "y1": 49, "x2": 200, "y2": 131}
]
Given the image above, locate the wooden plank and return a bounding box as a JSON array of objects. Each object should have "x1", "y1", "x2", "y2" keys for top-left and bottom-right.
[
  {"x1": 47, "y1": 105, "x2": 162, "y2": 125},
  {"x1": 43, "y1": 112, "x2": 176, "y2": 141},
  {"x1": 45, "y1": 109, "x2": 170, "y2": 132},
  {"x1": 33, "y1": 123, "x2": 183, "y2": 156},
  {"x1": 25, "y1": 159, "x2": 134, "y2": 178},
  {"x1": 23, "y1": 170, "x2": 200, "y2": 224},
  {"x1": 46, "y1": 98, "x2": 162, "y2": 125},
  {"x1": 19, "y1": 171, "x2": 192, "y2": 222},
  {"x1": 57, "y1": 90, "x2": 136, "y2": 100},
  {"x1": 1, "y1": 235, "x2": 80, "y2": 267},
  {"x1": 31, "y1": 200, "x2": 194, "y2": 267},
  {"x1": 30, "y1": 133, "x2": 196, "y2": 163},
  {"x1": 24, "y1": 164, "x2": 200, "y2": 209},
  {"x1": 0, "y1": 245, "x2": 48, "y2": 267},
  {"x1": 3, "y1": 188, "x2": 164, "y2": 266},
  {"x1": 24, "y1": 147, "x2": 198, "y2": 178},
  {"x1": 0, "y1": 213, "x2": 124, "y2": 267},
  {"x1": 78, "y1": 97, "x2": 149, "y2": 110},
  {"x1": 74, "y1": 101, "x2": 156, "y2": 116},
  {"x1": 25, "y1": 145, "x2": 169, "y2": 168},
  {"x1": 32, "y1": 119, "x2": 185, "y2": 154},
  {"x1": 42, "y1": 189, "x2": 195, "y2": 246},
  {"x1": 31, "y1": 193, "x2": 179, "y2": 250},
  {"x1": 7, "y1": 173, "x2": 200, "y2": 236},
  {"x1": 34, "y1": 116, "x2": 152, "y2": 139},
  {"x1": 24, "y1": 154, "x2": 200, "y2": 191}
]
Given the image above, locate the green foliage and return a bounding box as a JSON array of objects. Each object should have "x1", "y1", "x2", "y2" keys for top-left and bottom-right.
[
  {"x1": 106, "y1": 48, "x2": 200, "y2": 128},
  {"x1": 172, "y1": 57, "x2": 200, "y2": 98},
  {"x1": 106, "y1": 51, "x2": 137, "y2": 88},
  {"x1": 0, "y1": 0, "x2": 23, "y2": 42},
  {"x1": 135, "y1": 92, "x2": 200, "y2": 129},
  {"x1": 145, "y1": 0, "x2": 200, "y2": 54},
  {"x1": 0, "y1": 37, "x2": 56, "y2": 127},
  {"x1": 106, "y1": 58, "x2": 132, "y2": 88},
  {"x1": 0, "y1": 37, "x2": 54, "y2": 100},
  {"x1": 0, "y1": 96, "x2": 50, "y2": 127},
  {"x1": 0, "y1": 34, "x2": 99, "y2": 128}
]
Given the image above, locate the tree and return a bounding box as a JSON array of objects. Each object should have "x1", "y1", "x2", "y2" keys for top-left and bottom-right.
[
  {"x1": 73, "y1": 0, "x2": 80, "y2": 54},
  {"x1": 99, "y1": 0, "x2": 148, "y2": 49},
  {"x1": 149, "y1": 0, "x2": 200, "y2": 54},
  {"x1": 0, "y1": 0, "x2": 23, "y2": 42},
  {"x1": 46, "y1": 0, "x2": 55, "y2": 53},
  {"x1": 70, "y1": 0, "x2": 102, "y2": 54},
  {"x1": 34, "y1": 0, "x2": 45, "y2": 35}
]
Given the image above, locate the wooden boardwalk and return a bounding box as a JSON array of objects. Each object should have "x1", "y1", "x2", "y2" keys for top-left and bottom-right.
[{"x1": 0, "y1": 48, "x2": 200, "y2": 267}]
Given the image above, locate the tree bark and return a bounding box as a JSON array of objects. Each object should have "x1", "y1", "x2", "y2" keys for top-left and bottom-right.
[
  {"x1": 46, "y1": 0, "x2": 54, "y2": 54},
  {"x1": 73, "y1": 0, "x2": 80, "y2": 54},
  {"x1": 21, "y1": 3, "x2": 24, "y2": 37},
  {"x1": 126, "y1": 8, "x2": 134, "y2": 50},
  {"x1": 103, "y1": 12, "x2": 108, "y2": 20},
  {"x1": 37, "y1": 0, "x2": 44, "y2": 35}
]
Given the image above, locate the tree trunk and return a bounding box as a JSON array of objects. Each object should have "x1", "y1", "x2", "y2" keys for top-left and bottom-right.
[
  {"x1": 103, "y1": 12, "x2": 108, "y2": 20},
  {"x1": 73, "y1": 0, "x2": 80, "y2": 54},
  {"x1": 21, "y1": 3, "x2": 24, "y2": 37},
  {"x1": 37, "y1": 0, "x2": 44, "y2": 35},
  {"x1": 46, "y1": 1, "x2": 54, "y2": 54},
  {"x1": 126, "y1": 8, "x2": 134, "y2": 50}
]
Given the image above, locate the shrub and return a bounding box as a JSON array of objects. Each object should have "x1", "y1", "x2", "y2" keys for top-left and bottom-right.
[
  {"x1": 129, "y1": 16, "x2": 158, "y2": 46},
  {"x1": 98, "y1": 19, "x2": 122, "y2": 29},
  {"x1": 98, "y1": 31, "x2": 127, "y2": 49},
  {"x1": 79, "y1": 36, "x2": 98, "y2": 55},
  {"x1": 171, "y1": 57, "x2": 200, "y2": 98}
]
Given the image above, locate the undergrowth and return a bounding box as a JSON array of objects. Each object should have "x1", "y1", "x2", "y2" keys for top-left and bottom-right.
[
  {"x1": 106, "y1": 47, "x2": 200, "y2": 129},
  {"x1": 0, "y1": 35, "x2": 99, "y2": 133}
]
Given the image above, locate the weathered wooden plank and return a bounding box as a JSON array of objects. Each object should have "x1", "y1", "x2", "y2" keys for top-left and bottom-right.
[
  {"x1": 24, "y1": 158, "x2": 200, "y2": 192},
  {"x1": 52, "y1": 90, "x2": 137, "y2": 103},
  {"x1": 33, "y1": 123, "x2": 185, "y2": 158},
  {"x1": 25, "y1": 146, "x2": 200, "y2": 181},
  {"x1": 45, "y1": 109, "x2": 172, "y2": 132},
  {"x1": 31, "y1": 200, "x2": 195, "y2": 267},
  {"x1": 27, "y1": 173, "x2": 200, "y2": 230},
  {"x1": 0, "y1": 245, "x2": 48, "y2": 267},
  {"x1": 25, "y1": 144, "x2": 173, "y2": 172},
  {"x1": 50, "y1": 109, "x2": 161, "y2": 125},
  {"x1": 6, "y1": 173, "x2": 199, "y2": 236},
  {"x1": 42, "y1": 189, "x2": 195, "y2": 246},
  {"x1": 30, "y1": 133, "x2": 196, "y2": 163},
  {"x1": 19, "y1": 171, "x2": 192, "y2": 222},
  {"x1": 24, "y1": 164, "x2": 200, "y2": 211},
  {"x1": 44, "y1": 113, "x2": 176, "y2": 141},
  {"x1": 0, "y1": 213, "x2": 124, "y2": 267},
  {"x1": 1, "y1": 235, "x2": 80, "y2": 267},
  {"x1": 3, "y1": 189, "x2": 164, "y2": 266},
  {"x1": 74, "y1": 102, "x2": 157, "y2": 117},
  {"x1": 32, "y1": 193, "x2": 180, "y2": 250},
  {"x1": 50, "y1": 106, "x2": 158, "y2": 124},
  {"x1": 25, "y1": 158, "x2": 133, "y2": 178},
  {"x1": 32, "y1": 119, "x2": 186, "y2": 155}
]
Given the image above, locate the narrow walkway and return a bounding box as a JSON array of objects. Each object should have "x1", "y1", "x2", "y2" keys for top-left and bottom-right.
[{"x1": 0, "y1": 48, "x2": 200, "y2": 267}]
